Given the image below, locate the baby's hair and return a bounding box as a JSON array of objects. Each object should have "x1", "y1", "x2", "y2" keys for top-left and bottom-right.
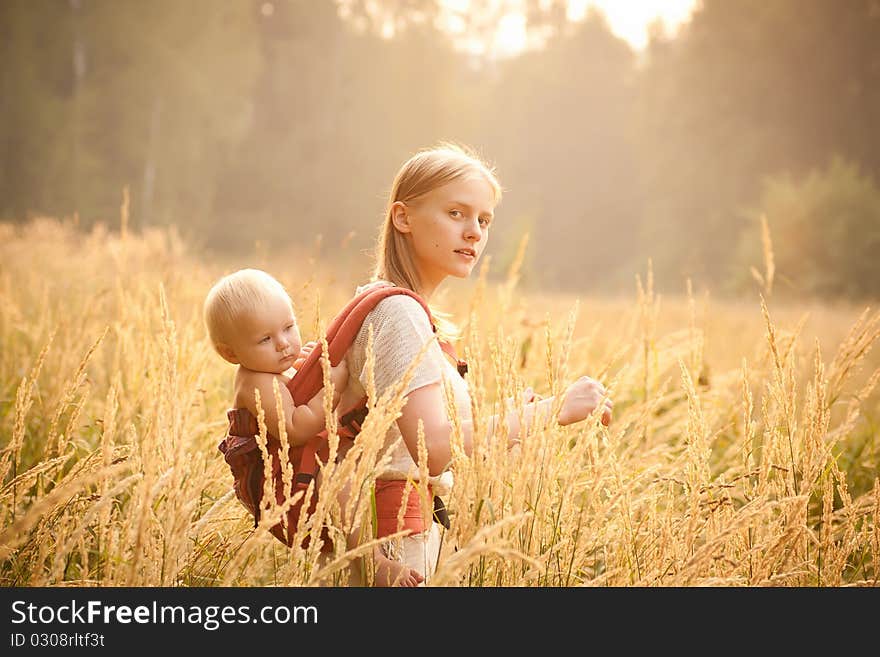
[{"x1": 203, "y1": 268, "x2": 292, "y2": 354}]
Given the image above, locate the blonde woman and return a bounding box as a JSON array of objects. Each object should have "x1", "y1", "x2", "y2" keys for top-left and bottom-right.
[{"x1": 344, "y1": 143, "x2": 613, "y2": 584}]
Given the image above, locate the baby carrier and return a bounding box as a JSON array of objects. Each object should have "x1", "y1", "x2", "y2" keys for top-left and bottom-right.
[{"x1": 217, "y1": 283, "x2": 465, "y2": 551}]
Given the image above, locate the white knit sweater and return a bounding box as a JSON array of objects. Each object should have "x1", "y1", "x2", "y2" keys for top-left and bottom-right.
[{"x1": 344, "y1": 281, "x2": 468, "y2": 495}]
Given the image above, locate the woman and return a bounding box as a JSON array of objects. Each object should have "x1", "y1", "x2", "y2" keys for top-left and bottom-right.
[{"x1": 343, "y1": 143, "x2": 613, "y2": 583}]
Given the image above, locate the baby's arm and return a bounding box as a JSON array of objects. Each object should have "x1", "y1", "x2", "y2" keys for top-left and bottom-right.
[
  {"x1": 292, "y1": 360, "x2": 348, "y2": 445},
  {"x1": 238, "y1": 371, "x2": 309, "y2": 446},
  {"x1": 289, "y1": 358, "x2": 350, "y2": 441},
  {"x1": 289, "y1": 395, "x2": 324, "y2": 442},
  {"x1": 296, "y1": 341, "x2": 348, "y2": 403},
  {"x1": 239, "y1": 359, "x2": 350, "y2": 445}
]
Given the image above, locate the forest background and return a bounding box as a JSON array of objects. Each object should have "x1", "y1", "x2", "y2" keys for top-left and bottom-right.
[{"x1": 3, "y1": 0, "x2": 879, "y2": 299}]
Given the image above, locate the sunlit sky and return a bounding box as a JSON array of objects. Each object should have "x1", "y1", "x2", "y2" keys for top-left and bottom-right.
[
  {"x1": 441, "y1": 0, "x2": 700, "y2": 58},
  {"x1": 569, "y1": 0, "x2": 698, "y2": 49}
]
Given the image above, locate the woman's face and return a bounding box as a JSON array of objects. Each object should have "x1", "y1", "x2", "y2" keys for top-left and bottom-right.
[{"x1": 393, "y1": 175, "x2": 496, "y2": 293}]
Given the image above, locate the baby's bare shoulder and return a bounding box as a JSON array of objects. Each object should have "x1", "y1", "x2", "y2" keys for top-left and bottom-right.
[{"x1": 233, "y1": 368, "x2": 291, "y2": 405}]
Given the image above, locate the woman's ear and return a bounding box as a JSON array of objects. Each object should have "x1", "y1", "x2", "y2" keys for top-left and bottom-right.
[{"x1": 390, "y1": 201, "x2": 412, "y2": 234}]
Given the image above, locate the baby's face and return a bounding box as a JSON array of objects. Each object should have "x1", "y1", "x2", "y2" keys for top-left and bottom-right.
[{"x1": 226, "y1": 292, "x2": 302, "y2": 374}]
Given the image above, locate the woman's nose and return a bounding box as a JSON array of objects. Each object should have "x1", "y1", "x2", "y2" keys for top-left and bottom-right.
[{"x1": 463, "y1": 217, "x2": 482, "y2": 241}]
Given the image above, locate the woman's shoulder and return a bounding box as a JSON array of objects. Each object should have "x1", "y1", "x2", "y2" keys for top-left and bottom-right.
[
  {"x1": 346, "y1": 286, "x2": 435, "y2": 360},
  {"x1": 353, "y1": 280, "x2": 432, "y2": 327},
  {"x1": 354, "y1": 279, "x2": 392, "y2": 295},
  {"x1": 347, "y1": 283, "x2": 446, "y2": 390},
  {"x1": 368, "y1": 293, "x2": 433, "y2": 333}
]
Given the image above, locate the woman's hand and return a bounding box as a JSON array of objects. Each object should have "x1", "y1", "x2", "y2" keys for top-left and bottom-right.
[
  {"x1": 504, "y1": 387, "x2": 537, "y2": 411},
  {"x1": 557, "y1": 376, "x2": 613, "y2": 427}
]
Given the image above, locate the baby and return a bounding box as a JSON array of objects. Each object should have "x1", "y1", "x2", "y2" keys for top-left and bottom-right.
[{"x1": 204, "y1": 268, "x2": 423, "y2": 586}]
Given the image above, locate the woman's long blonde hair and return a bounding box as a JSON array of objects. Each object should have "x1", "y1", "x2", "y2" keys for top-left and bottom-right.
[{"x1": 373, "y1": 142, "x2": 502, "y2": 339}]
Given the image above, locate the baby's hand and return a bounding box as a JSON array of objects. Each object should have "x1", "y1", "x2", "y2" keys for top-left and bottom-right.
[
  {"x1": 329, "y1": 359, "x2": 348, "y2": 406},
  {"x1": 330, "y1": 359, "x2": 348, "y2": 390},
  {"x1": 294, "y1": 341, "x2": 319, "y2": 369}
]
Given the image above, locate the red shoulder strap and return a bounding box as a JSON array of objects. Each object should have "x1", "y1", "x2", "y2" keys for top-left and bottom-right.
[{"x1": 288, "y1": 283, "x2": 439, "y2": 405}]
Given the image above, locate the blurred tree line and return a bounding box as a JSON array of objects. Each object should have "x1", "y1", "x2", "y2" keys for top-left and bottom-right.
[{"x1": 2, "y1": 0, "x2": 878, "y2": 299}]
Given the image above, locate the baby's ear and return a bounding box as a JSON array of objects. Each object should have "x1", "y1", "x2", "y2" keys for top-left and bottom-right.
[{"x1": 216, "y1": 343, "x2": 240, "y2": 365}]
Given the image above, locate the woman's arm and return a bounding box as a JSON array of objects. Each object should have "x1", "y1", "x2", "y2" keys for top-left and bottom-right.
[{"x1": 397, "y1": 376, "x2": 613, "y2": 477}]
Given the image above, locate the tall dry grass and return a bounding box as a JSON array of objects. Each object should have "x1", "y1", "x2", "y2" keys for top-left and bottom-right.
[{"x1": 1, "y1": 217, "x2": 877, "y2": 586}]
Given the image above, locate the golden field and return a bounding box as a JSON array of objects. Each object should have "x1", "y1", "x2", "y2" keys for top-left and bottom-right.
[{"x1": 1, "y1": 217, "x2": 878, "y2": 586}]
